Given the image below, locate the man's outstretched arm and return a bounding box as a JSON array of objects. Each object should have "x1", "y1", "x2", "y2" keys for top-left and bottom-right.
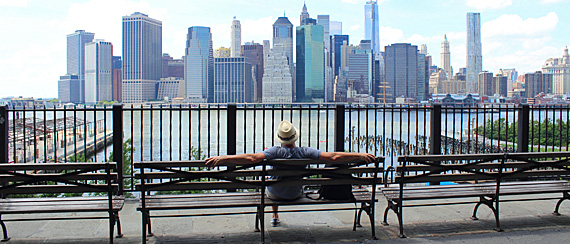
[
  {"x1": 205, "y1": 153, "x2": 266, "y2": 168},
  {"x1": 319, "y1": 152, "x2": 375, "y2": 164}
]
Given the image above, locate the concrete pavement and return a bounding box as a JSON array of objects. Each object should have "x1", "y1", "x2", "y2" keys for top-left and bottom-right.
[{"x1": 3, "y1": 195, "x2": 570, "y2": 243}]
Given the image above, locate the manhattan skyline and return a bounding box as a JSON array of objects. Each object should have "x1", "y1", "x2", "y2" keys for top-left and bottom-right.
[{"x1": 0, "y1": 0, "x2": 569, "y2": 98}]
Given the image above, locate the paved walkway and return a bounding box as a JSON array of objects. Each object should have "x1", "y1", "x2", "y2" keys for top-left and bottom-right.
[{"x1": 3, "y1": 196, "x2": 570, "y2": 243}]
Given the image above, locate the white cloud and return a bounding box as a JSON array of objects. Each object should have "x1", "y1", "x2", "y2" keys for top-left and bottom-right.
[
  {"x1": 466, "y1": 0, "x2": 512, "y2": 10},
  {"x1": 541, "y1": 0, "x2": 566, "y2": 3},
  {"x1": 0, "y1": 0, "x2": 28, "y2": 7},
  {"x1": 483, "y1": 12, "x2": 558, "y2": 38},
  {"x1": 349, "y1": 24, "x2": 361, "y2": 31}
]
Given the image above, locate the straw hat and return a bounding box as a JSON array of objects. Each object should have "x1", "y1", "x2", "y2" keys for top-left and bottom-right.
[{"x1": 275, "y1": 120, "x2": 299, "y2": 144}]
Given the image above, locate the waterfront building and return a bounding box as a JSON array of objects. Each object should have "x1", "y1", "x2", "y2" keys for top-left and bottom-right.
[
  {"x1": 85, "y1": 40, "x2": 113, "y2": 104},
  {"x1": 185, "y1": 26, "x2": 214, "y2": 103},
  {"x1": 242, "y1": 42, "x2": 265, "y2": 102},
  {"x1": 214, "y1": 47, "x2": 231, "y2": 58},
  {"x1": 441, "y1": 35, "x2": 452, "y2": 81},
  {"x1": 364, "y1": 0, "x2": 380, "y2": 53},
  {"x1": 498, "y1": 68, "x2": 518, "y2": 94},
  {"x1": 478, "y1": 71, "x2": 493, "y2": 96},
  {"x1": 542, "y1": 47, "x2": 570, "y2": 94},
  {"x1": 157, "y1": 77, "x2": 184, "y2": 100},
  {"x1": 58, "y1": 74, "x2": 81, "y2": 103},
  {"x1": 330, "y1": 21, "x2": 342, "y2": 35},
  {"x1": 214, "y1": 57, "x2": 253, "y2": 103},
  {"x1": 467, "y1": 12, "x2": 482, "y2": 93},
  {"x1": 384, "y1": 43, "x2": 423, "y2": 102},
  {"x1": 525, "y1": 71, "x2": 552, "y2": 99},
  {"x1": 66, "y1": 30, "x2": 94, "y2": 103},
  {"x1": 296, "y1": 24, "x2": 325, "y2": 102},
  {"x1": 112, "y1": 56, "x2": 122, "y2": 102},
  {"x1": 262, "y1": 43, "x2": 292, "y2": 103},
  {"x1": 494, "y1": 74, "x2": 508, "y2": 97},
  {"x1": 122, "y1": 12, "x2": 162, "y2": 103},
  {"x1": 231, "y1": 17, "x2": 242, "y2": 57},
  {"x1": 331, "y1": 35, "x2": 349, "y2": 77}
]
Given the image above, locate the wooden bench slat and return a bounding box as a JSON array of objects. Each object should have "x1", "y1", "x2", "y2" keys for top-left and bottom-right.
[{"x1": 0, "y1": 162, "x2": 117, "y2": 171}]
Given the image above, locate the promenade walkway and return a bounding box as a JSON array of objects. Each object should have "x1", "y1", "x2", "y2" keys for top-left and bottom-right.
[{"x1": 4, "y1": 195, "x2": 570, "y2": 243}]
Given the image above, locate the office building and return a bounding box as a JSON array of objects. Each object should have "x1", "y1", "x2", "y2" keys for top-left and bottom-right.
[
  {"x1": 67, "y1": 30, "x2": 95, "y2": 103},
  {"x1": 364, "y1": 0, "x2": 380, "y2": 52},
  {"x1": 157, "y1": 77, "x2": 184, "y2": 100},
  {"x1": 420, "y1": 44, "x2": 428, "y2": 55},
  {"x1": 262, "y1": 43, "x2": 293, "y2": 103},
  {"x1": 494, "y1": 74, "x2": 508, "y2": 97},
  {"x1": 300, "y1": 3, "x2": 316, "y2": 25},
  {"x1": 122, "y1": 12, "x2": 162, "y2": 103},
  {"x1": 340, "y1": 42, "x2": 373, "y2": 96},
  {"x1": 478, "y1": 71, "x2": 493, "y2": 96},
  {"x1": 296, "y1": 24, "x2": 325, "y2": 102},
  {"x1": 85, "y1": 40, "x2": 113, "y2": 104},
  {"x1": 467, "y1": 12, "x2": 482, "y2": 93},
  {"x1": 331, "y1": 35, "x2": 349, "y2": 77},
  {"x1": 441, "y1": 35, "x2": 452, "y2": 81},
  {"x1": 384, "y1": 43, "x2": 424, "y2": 102},
  {"x1": 231, "y1": 17, "x2": 242, "y2": 57},
  {"x1": 185, "y1": 26, "x2": 214, "y2": 103},
  {"x1": 498, "y1": 68, "x2": 518, "y2": 94},
  {"x1": 263, "y1": 40, "x2": 270, "y2": 65},
  {"x1": 330, "y1": 21, "x2": 342, "y2": 35},
  {"x1": 242, "y1": 42, "x2": 264, "y2": 102},
  {"x1": 542, "y1": 47, "x2": 570, "y2": 94},
  {"x1": 112, "y1": 56, "x2": 122, "y2": 101},
  {"x1": 58, "y1": 74, "x2": 81, "y2": 103},
  {"x1": 214, "y1": 47, "x2": 231, "y2": 58},
  {"x1": 273, "y1": 16, "x2": 294, "y2": 69},
  {"x1": 525, "y1": 71, "x2": 552, "y2": 98},
  {"x1": 214, "y1": 57, "x2": 253, "y2": 103},
  {"x1": 162, "y1": 54, "x2": 184, "y2": 79}
]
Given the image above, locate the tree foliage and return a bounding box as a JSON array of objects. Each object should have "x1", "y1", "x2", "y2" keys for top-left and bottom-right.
[{"x1": 477, "y1": 118, "x2": 569, "y2": 148}]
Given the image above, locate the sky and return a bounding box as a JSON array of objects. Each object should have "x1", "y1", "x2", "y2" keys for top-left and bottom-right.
[{"x1": 0, "y1": 0, "x2": 568, "y2": 98}]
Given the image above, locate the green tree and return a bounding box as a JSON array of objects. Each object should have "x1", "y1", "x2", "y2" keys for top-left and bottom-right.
[{"x1": 108, "y1": 138, "x2": 136, "y2": 197}]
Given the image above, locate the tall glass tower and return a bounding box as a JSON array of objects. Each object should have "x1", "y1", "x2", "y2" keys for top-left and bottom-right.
[
  {"x1": 67, "y1": 30, "x2": 94, "y2": 103},
  {"x1": 122, "y1": 12, "x2": 162, "y2": 103},
  {"x1": 296, "y1": 24, "x2": 325, "y2": 102},
  {"x1": 273, "y1": 16, "x2": 294, "y2": 70},
  {"x1": 364, "y1": 0, "x2": 380, "y2": 53},
  {"x1": 85, "y1": 40, "x2": 113, "y2": 105},
  {"x1": 185, "y1": 26, "x2": 214, "y2": 103},
  {"x1": 467, "y1": 12, "x2": 482, "y2": 93}
]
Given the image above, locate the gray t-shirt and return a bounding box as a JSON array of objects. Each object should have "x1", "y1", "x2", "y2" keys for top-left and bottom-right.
[{"x1": 262, "y1": 146, "x2": 321, "y2": 200}]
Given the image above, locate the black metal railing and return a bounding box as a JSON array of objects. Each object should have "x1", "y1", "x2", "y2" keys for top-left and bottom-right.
[{"x1": 1, "y1": 103, "x2": 569, "y2": 192}]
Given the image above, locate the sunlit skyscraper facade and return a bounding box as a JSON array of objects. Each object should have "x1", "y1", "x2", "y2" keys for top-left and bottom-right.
[
  {"x1": 231, "y1": 17, "x2": 241, "y2": 57},
  {"x1": 122, "y1": 12, "x2": 162, "y2": 103},
  {"x1": 185, "y1": 26, "x2": 214, "y2": 103},
  {"x1": 467, "y1": 12, "x2": 482, "y2": 93},
  {"x1": 296, "y1": 24, "x2": 325, "y2": 102},
  {"x1": 85, "y1": 40, "x2": 113, "y2": 104},
  {"x1": 364, "y1": 0, "x2": 380, "y2": 53},
  {"x1": 273, "y1": 16, "x2": 294, "y2": 74},
  {"x1": 67, "y1": 30, "x2": 94, "y2": 103}
]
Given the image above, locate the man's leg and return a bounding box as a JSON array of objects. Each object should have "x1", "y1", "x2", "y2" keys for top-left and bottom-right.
[{"x1": 271, "y1": 205, "x2": 280, "y2": 227}]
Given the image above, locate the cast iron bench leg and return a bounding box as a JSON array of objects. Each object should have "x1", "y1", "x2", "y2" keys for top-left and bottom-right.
[
  {"x1": 115, "y1": 212, "x2": 123, "y2": 238},
  {"x1": 254, "y1": 206, "x2": 261, "y2": 232},
  {"x1": 0, "y1": 215, "x2": 9, "y2": 242},
  {"x1": 553, "y1": 192, "x2": 569, "y2": 216}
]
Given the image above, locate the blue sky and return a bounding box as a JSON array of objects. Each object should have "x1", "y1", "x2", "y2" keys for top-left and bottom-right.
[{"x1": 0, "y1": 0, "x2": 568, "y2": 98}]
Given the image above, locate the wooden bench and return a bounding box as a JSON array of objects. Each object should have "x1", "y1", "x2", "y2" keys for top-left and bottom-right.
[
  {"x1": 381, "y1": 152, "x2": 570, "y2": 238},
  {"x1": 0, "y1": 162, "x2": 125, "y2": 243},
  {"x1": 135, "y1": 157, "x2": 383, "y2": 243}
]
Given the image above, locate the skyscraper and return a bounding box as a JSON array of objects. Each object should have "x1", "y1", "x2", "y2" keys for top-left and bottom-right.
[
  {"x1": 58, "y1": 74, "x2": 81, "y2": 103},
  {"x1": 317, "y1": 15, "x2": 333, "y2": 102},
  {"x1": 441, "y1": 35, "x2": 451, "y2": 81},
  {"x1": 296, "y1": 24, "x2": 325, "y2": 102},
  {"x1": 478, "y1": 71, "x2": 493, "y2": 96},
  {"x1": 214, "y1": 57, "x2": 253, "y2": 103},
  {"x1": 262, "y1": 43, "x2": 292, "y2": 103},
  {"x1": 231, "y1": 17, "x2": 242, "y2": 57},
  {"x1": 420, "y1": 44, "x2": 428, "y2": 55},
  {"x1": 300, "y1": 2, "x2": 314, "y2": 25},
  {"x1": 112, "y1": 56, "x2": 122, "y2": 102},
  {"x1": 331, "y1": 35, "x2": 349, "y2": 77},
  {"x1": 273, "y1": 16, "x2": 294, "y2": 74},
  {"x1": 242, "y1": 42, "x2": 264, "y2": 102},
  {"x1": 67, "y1": 30, "x2": 94, "y2": 103},
  {"x1": 85, "y1": 40, "x2": 113, "y2": 104},
  {"x1": 525, "y1": 71, "x2": 552, "y2": 98},
  {"x1": 384, "y1": 43, "x2": 422, "y2": 102},
  {"x1": 467, "y1": 12, "x2": 482, "y2": 93},
  {"x1": 542, "y1": 47, "x2": 570, "y2": 94},
  {"x1": 364, "y1": 0, "x2": 380, "y2": 53},
  {"x1": 185, "y1": 26, "x2": 214, "y2": 103},
  {"x1": 122, "y1": 12, "x2": 162, "y2": 103}
]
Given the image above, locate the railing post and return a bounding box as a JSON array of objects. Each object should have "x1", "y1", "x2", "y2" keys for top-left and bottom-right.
[
  {"x1": 430, "y1": 104, "x2": 442, "y2": 155},
  {"x1": 0, "y1": 106, "x2": 8, "y2": 163},
  {"x1": 517, "y1": 104, "x2": 530, "y2": 152},
  {"x1": 112, "y1": 104, "x2": 124, "y2": 195},
  {"x1": 430, "y1": 104, "x2": 442, "y2": 186},
  {"x1": 334, "y1": 104, "x2": 345, "y2": 152},
  {"x1": 227, "y1": 104, "x2": 237, "y2": 192}
]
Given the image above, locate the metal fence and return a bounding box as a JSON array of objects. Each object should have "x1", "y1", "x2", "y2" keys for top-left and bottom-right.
[{"x1": 1, "y1": 103, "x2": 569, "y2": 193}]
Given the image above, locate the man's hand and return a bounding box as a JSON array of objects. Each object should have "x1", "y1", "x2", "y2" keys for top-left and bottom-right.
[
  {"x1": 205, "y1": 156, "x2": 225, "y2": 168},
  {"x1": 360, "y1": 153, "x2": 376, "y2": 164}
]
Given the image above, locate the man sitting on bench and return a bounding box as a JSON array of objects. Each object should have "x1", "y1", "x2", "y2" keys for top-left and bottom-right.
[{"x1": 205, "y1": 120, "x2": 375, "y2": 227}]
